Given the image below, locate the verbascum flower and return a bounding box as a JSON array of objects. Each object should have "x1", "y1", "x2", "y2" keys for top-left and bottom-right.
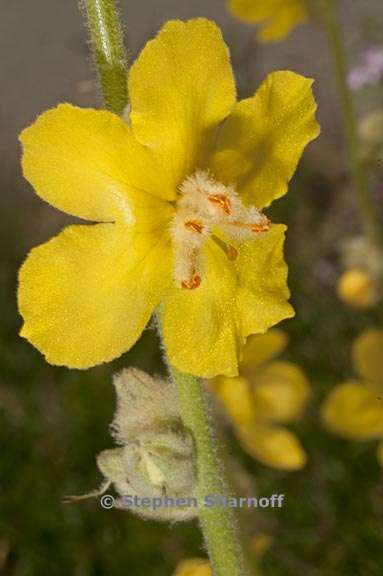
[
  {"x1": 337, "y1": 237, "x2": 383, "y2": 309},
  {"x1": 211, "y1": 330, "x2": 311, "y2": 470},
  {"x1": 336, "y1": 268, "x2": 379, "y2": 309},
  {"x1": 18, "y1": 18, "x2": 319, "y2": 378},
  {"x1": 321, "y1": 329, "x2": 383, "y2": 467},
  {"x1": 173, "y1": 559, "x2": 212, "y2": 576},
  {"x1": 229, "y1": 0, "x2": 308, "y2": 42}
]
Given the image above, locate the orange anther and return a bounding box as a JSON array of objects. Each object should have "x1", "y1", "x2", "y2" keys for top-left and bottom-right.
[
  {"x1": 208, "y1": 194, "x2": 232, "y2": 215},
  {"x1": 181, "y1": 275, "x2": 201, "y2": 290},
  {"x1": 251, "y1": 220, "x2": 270, "y2": 233},
  {"x1": 185, "y1": 220, "x2": 203, "y2": 233},
  {"x1": 230, "y1": 218, "x2": 270, "y2": 233}
]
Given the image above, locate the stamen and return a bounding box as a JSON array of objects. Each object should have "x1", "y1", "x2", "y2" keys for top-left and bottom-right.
[
  {"x1": 185, "y1": 220, "x2": 203, "y2": 233},
  {"x1": 208, "y1": 194, "x2": 232, "y2": 215},
  {"x1": 251, "y1": 219, "x2": 271, "y2": 233},
  {"x1": 173, "y1": 170, "x2": 272, "y2": 290},
  {"x1": 229, "y1": 218, "x2": 271, "y2": 234},
  {"x1": 181, "y1": 275, "x2": 201, "y2": 290},
  {"x1": 212, "y1": 235, "x2": 238, "y2": 261}
]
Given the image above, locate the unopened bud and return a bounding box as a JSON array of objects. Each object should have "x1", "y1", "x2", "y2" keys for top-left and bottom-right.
[{"x1": 67, "y1": 368, "x2": 197, "y2": 521}]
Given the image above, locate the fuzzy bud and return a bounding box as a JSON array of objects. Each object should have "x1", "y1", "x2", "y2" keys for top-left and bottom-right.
[{"x1": 67, "y1": 368, "x2": 197, "y2": 521}]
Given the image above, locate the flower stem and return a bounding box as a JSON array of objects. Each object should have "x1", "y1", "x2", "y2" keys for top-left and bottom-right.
[
  {"x1": 318, "y1": 0, "x2": 381, "y2": 244},
  {"x1": 81, "y1": 0, "x2": 128, "y2": 115},
  {"x1": 170, "y1": 367, "x2": 249, "y2": 576}
]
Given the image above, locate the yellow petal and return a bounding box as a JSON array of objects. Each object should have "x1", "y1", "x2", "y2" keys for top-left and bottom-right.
[
  {"x1": 229, "y1": 0, "x2": 307, "y2": 42},
  {"x1": 237, "y1": 424, "x2": 307, "y2": 470},
  {"x1": 253, "y1": 361, "x2": 311, "y2": 423},
  {"x1": 337, "y1": 269, "x2": 379, "y2": 309},
  {"x1": 352, "y1": 329, "x2": 383, "y2": 386},
  {"x1": 321, "y1": 381, "x2": 383, "y2": 440},
  {"x1": 211, "y1": 376, "x2": 255, "y2": 427},
  {"x1": 377, "y1": 440, "x2": 383, "y2": 468},
  {"x1": 229, "y1": 0, "x2": 306, "y2": 41},
  {"x1": 173, "y1": 559, "x2": 212, "y2": 576},
  {"x1": 240, "y1": 329, "x2": 288, "y2": 377},
  {"x1": 20, "y1": 104, "x2": 176, "y2": 223},
  {"x1": 128, "y1": 18, "x2": 236, "y2": 187},
  {"x1": 18, "y1": 223, "x2": 171, "y2": 369},
  {"x1": 210, "y1": 71, "x2": 320, "y2": 208},
  {"x1": 162, "y1": 225, "x2": 294, "y2": 378}
]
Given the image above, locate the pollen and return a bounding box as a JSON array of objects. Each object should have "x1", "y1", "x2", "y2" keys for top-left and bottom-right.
[
  {"x1": 182, "y1": 275, "x2": 202, "y2": 290},
  {"x1": 208, "y1": 193, "x2": 232, "y2": 215},
  {"x1": 171, "y1": 171, "x2": 270, "y2": 289},
  {"x1": 185, "y1": 220, "x2": 203, "y2": 233}
]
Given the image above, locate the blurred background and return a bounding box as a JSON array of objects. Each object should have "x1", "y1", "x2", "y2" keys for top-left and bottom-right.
[{"x1": 1, "y1": 1, "x2": 383, "y2": 574}]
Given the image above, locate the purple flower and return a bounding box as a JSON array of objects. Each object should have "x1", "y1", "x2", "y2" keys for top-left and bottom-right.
[{"x1": 348, "y1": 46, "x2": 383, "y2": 90}]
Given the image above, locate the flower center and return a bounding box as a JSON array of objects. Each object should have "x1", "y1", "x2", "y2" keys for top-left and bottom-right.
[{"x1": 171, "y1": 171, "x2": 270, "y2": 289}]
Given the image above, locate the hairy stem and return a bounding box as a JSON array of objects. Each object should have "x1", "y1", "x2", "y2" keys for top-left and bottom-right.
[
  {"x1": 318, "y1": 0, "x2": 381, "y2": 244},
  {"x1": 170, "y1": 367, "x2": 249, "y2": 576},
  {"x1": 81, "y1": 0, "x2": 128, "y2": 114}
]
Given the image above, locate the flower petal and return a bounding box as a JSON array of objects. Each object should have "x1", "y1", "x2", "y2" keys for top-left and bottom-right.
[
  {"x1": 253, "y1": 361, "x2": 311, "y2": 423},
  {"x1": 162, "y1": 224, "x2": 294, "y2": 378},
  {"x1": 229, "y1": 0, "x2": 307, "y2": 42},
  {"x1": 352, "y1": 329, "x2": 383, "y2": 386},
  {"x1": 321, "y1": 381, "x2": 383, "y2": 440},
  {"x1": 18, "y1": 223, "x2": 171, "y2": 368},
  {"x1": 20, "y1": 104, "x2": 175, "y2": 223},
  {"x1": 240, "y1": 329, "x2": 288, "y2": 377},
  {"x1": 128, "y1": 18, "x2": 236, "y2": 186},
  {"x1": 209, "y1": 71, "x2": 320, "y2": 208},
  {"x1": 211, "y1": 376, "x2": 255, "y2": 427},
  {"x1": 237, "y1": 423, "x2": 307, "y2": 470}
]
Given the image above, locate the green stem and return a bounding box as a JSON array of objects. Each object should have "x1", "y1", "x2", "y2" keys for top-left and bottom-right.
[
  {"x1": 170, "y1": 367, "x2": 249, "y2": 576},
  {"x1": 318, "y1": 0, "x2": 381, "y2": 244},
  {"x1": 81, "y1": 0, "x2": 128, "y2": 114}
]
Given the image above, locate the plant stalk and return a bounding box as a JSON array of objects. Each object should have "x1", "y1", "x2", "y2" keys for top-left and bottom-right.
[
  {"x1": 170, "y1": 367, "x2": 249, "y2": 576},
  {"x1": 81, "y1": 2, "x2": 248, "y2": 571},
  {"x1": 318, "y1": 0, "x2": 381, "y2": 245},
  {"x1": 82, "y1": 0, "x2": 128, "y2": 115}
]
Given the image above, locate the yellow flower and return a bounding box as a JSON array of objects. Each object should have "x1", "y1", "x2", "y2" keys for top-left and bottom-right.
[
  {"x1": 211, "y1": 330, "x2": 311, "y2": 469},
  {"x1": 173, "y1": 559, "x2": 212, "y2": 576},
  {"x1": 321, "y1": 329, "x2": 383, "y2": 466},
  {"x1": 336, "y1": 268, "x2": 379, "y2": 309},
  {"x1": 18, "y1": 19, "x2": 319, "y2": 377},
  {"x1": 229, "y1": 0, "x2": 308, "y2": 42}
]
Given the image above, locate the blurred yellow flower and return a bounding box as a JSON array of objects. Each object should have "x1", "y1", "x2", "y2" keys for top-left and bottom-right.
[
  {"x1": 321, "y1": 329, "x2": 383, "y2": 466},
  {"x1": 211, "y1": 330, "x2": 311, "y2": 470},
  {"x1": 229, "y1": 0, "x2": 308, "y2": 42},
  {"x1": 173, "y1": 558, "x2": 212, "y2": 576},
  {"x1": 18, "y1": 19, "x2": 319, "y2": 377},
  {"x1": 337, "y1": 237, "x2": 383, "y2": 309},
  {"x1": 336, "y1": 268, "x2": 379, "y2": 309}
]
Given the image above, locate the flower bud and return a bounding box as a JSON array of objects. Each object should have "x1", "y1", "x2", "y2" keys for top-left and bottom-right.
[
  {"x1": 68, "y1": 368, "x2": 197, "y2": 521},
  {"x1": 358, "y1": 110, "x2": 383, "y2": 149}
]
